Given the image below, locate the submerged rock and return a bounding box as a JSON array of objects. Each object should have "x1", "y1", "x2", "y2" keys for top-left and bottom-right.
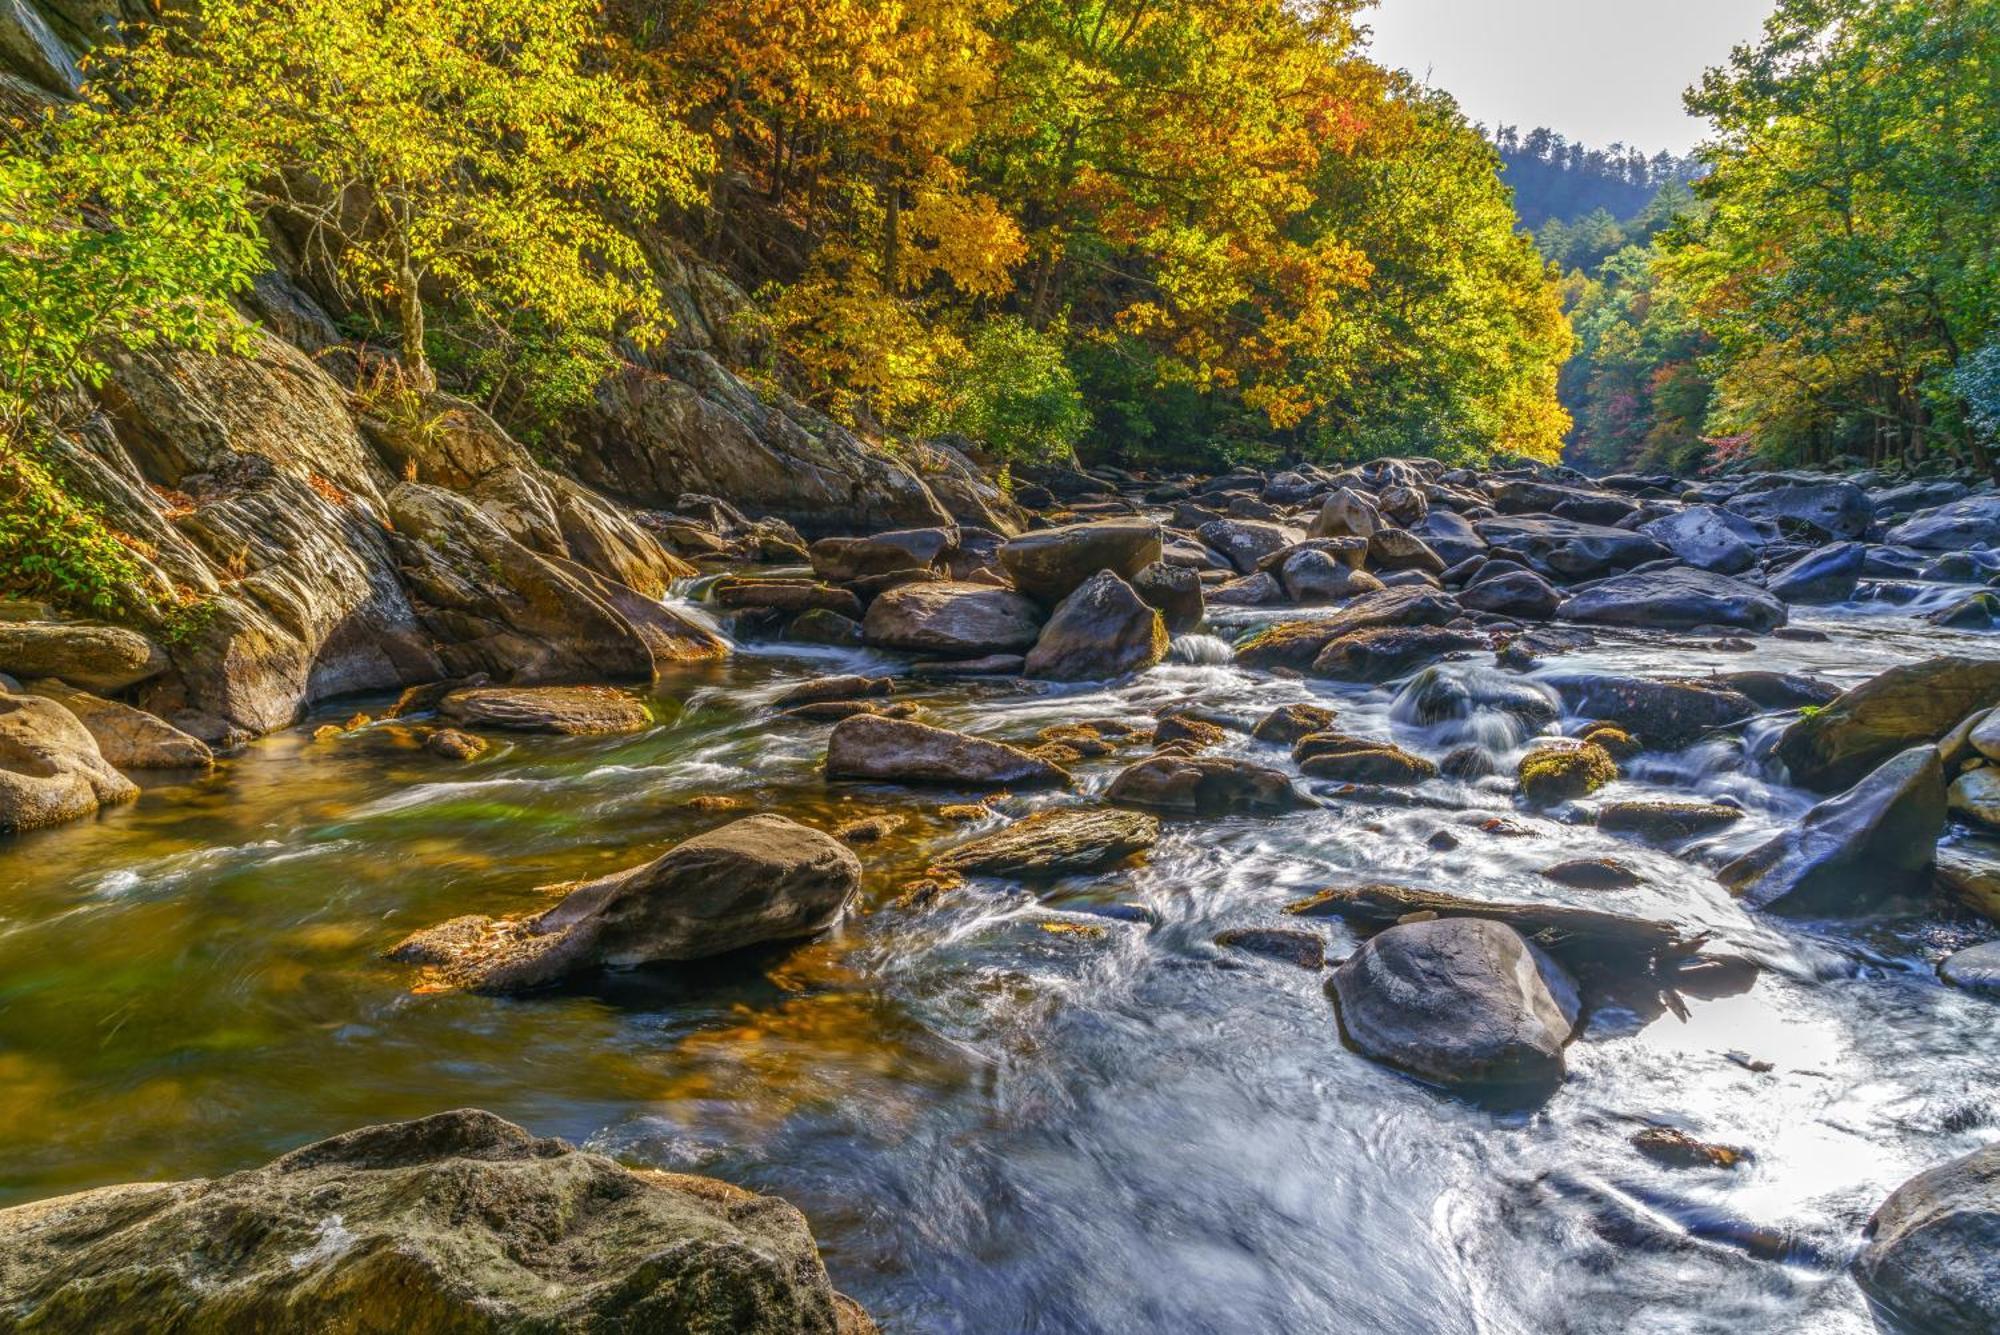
[
  {"x1": 1329, "y1": 918, "x2": 1580, "y2": 1100},
  {"x1": 1718, "y1": 746, "x2": 1945, "y2": 914},
  {"x1": 1023, "y1": 570, "x2": 1168, "y2": 681},
  {"x1": 1598, "y1": 801, "x2": 1744, "y2": 844},
  {"x1": 1215, "y1": 927, "x2": 1326, "y2": 969},
  {"x1": 0, "y1": 1108, "x2": 871, "y2": 1334},
  {"x1": 826, "y1": 715, "x2": 1069, "y2": 788},
  {"x1": 1105, "y1": 754, "x2": 1304, "y2": 817},
  {"x1": 1853, "y1": 1142, "x2": 2000, "y2": 1333},
  {"x1": 937, "y1": 806, "x2": 1159, "y2": 877},
  {"x1": 438, "y1": 685, "x2": 650, "y2": 735},
  {"x1": 391, "y1": 814, "x2": 861, "y2": 992},
  {"x1": 0, "y1": 692, "x2": 141, "y2": 833},
  {"x1": 1773, "y1": 656, "x2": 2000, "y2": 791}
]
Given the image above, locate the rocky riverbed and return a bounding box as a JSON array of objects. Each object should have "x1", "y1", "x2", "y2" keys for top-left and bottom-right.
[{"x1": 3, "y1": 456, "x2": 1999, "y2": 1331}]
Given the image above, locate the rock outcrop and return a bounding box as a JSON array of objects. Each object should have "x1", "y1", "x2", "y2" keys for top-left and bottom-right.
[
  {"x1": 0, "y1": 691, "x2": 141, "y2": 832},
  {"x1": 1773, "y1": 656, "x2": 2000, "y2": 791}
]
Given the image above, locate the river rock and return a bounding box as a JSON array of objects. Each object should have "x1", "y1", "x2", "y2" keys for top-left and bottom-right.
[
  {"x1": 1853, "y1": 1142, "x2": 2000, "y2": 1333},
  {"x1": 1310, "y1": 625, "x2": 1487, "y2": 682},
  {"x1": 1546, "y1": 672, "x2": 1758, "y2": 749},
  {"x1": 1397, "y1": 666, "x2": 1559, "y2": 729},
  {"x1": 393, "y1": 814, "x2": 862, "y2": 991},
  {"x1": 1518, "y1": 742, "x2": 1617, "y2": 805},
  {"x1": 862, "y1": 581, "x2": 1044, "y2": 656},
  {"x1": 1598, "y1": 801, "x2": 1743, "y2": 843},
  {"x1": 937, "y1": 806, "x2": 1159, "y2": 876},
  {"x1": 1767, "y1": 541, "x2": 1865, "y2": 603},
  {"x1": 0, "y1": 1107, "x2": 869, "y2": 1334},
  {"x1": 24, "y1": 679, "x2": 213, "y2": 769},
  {"x1": 1130, "y1": 561, "x2": 1205, "y2": 632},
  {"x1": 1215, "y1": 927, "x2": 1326, "y2": 969},
  {"x1": 1719, "y1": 746, "x2": 1945, "y2": 913},
  {"x1": 1949, "y1": 768, "x2": 2000, "y2": 828},
  {"x1": 0, "y1": 622, "x2": 167, "y2": 694},
  {"x1": 1939, "y1": 941, "x2": 2000, "y2": 997},
  {"x1": 772, "y1": 675, "x2": 893, "y2": 707},
  {"x1": 1413, "y1": 510, "x2": 1489, "y2": 566},
  {"x1": 809, "y1": 527, "x2": 954, "y2": 582},
  {"x1": 712, "y1": 578, "x2": 863, "y2": 618},
  {"x1": 1278, "y1": 549, "x2": 1383, "y2": 603},
  {"x1": 1937, "y1": 843, "x2": 2000, "y2": 925},
  {"x1": 1724, "y1": 480, "x2": 1872, "y2": 541},
  {"x1": 1474, "y1": 515, "x2": 1667, "y2": 578},
  {"x1": 1295, "y1": 737, "x2": 1437, "y2": 785},
  {"x1": 1883, "y1": 494, "x2": 2000, "y2": 551},
  {"x1": 1459, "y1": 570, "x2": 1561, "y2": 619},
  {"x1": 1206, "y1": 572, "x2": 1284, "y2": 606},
  {"x1": 1198, "y1": 519, "x2": 1301, "y2": 575},
  {"x1": 1024, "y1": 571, "x2": 1168, "y2": 681},
  {"x1": 1252, "y1": 703, "x2": 1340, "y2": 744},
  {"x1": 1557, "y1": 568, "x2": 1786, "y2": 632},
  {"x1": 0, "y1": 692, "x2": 141, "y2": 833},
  {"x1": 1368, "y1": 528, "x2": 1447, "y2": 575},
  {"x1": 1774, "y1": 656, "x2": 2000, "y2": 791},
  {"x1": 1234, "y1": 587, "x2": 1461, "y2": 670},
  {"x1": 997, "y1": 520, "x2": 1162, "y2": 602},
  {"x1": 1707, "y1": 669, "x2": 1841, "y2": 711},
  {"x1": 1638, "y1": 505, "x2": 1768, "y2": 574},
  {"x1": 1330, "y1": 917, "x2": 1580, "y2": 1100},
  {"x1": 1309, "y1": 487, "x2": 1382, "y2": 539},
  {"x1": 1106, "y1": 754, "x2": 1304, "y2": 816},
  {"x1": 438, "y1": 685, "x2": 650, "y2": 735},
  {"x1": 826, "y1": 715, "x2": 1068, "y2": 787}
]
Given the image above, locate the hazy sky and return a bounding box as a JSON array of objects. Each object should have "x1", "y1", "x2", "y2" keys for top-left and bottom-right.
[{"x1": 1363, "y1": 0, "x2": 1774, "y2": 153}]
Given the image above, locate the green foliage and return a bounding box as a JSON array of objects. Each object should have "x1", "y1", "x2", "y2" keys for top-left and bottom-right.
[
  {"x1": 157, "y1": 596, "x2": 223, "y2": 647},
  {"x1": 0, "y1": 446, "x2": 148, "y2": 617},
  {"x1": 0, "y1": 101, "x2": 261, "y2": 435},
  {"x1": 923, "y1": 318, "x2": 1085, "y2": 465},
  {"x1": 1953, "y1": 344, "x2": 2000, "y2": 446}
]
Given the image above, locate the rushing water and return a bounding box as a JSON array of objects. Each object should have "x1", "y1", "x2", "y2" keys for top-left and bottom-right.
[{"x1": 1, "y1": 592, "x2": 1997, "y2": 1332}]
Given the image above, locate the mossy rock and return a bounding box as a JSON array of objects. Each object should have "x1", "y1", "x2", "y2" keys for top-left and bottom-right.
[{"x1": 1518, "y1": 742, "x2": 1617, "y2": 805}]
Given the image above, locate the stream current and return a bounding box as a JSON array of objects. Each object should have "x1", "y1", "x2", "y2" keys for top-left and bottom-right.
[{"x1": 1, "y1": 586, "x2": 1996, "y2": 1333}]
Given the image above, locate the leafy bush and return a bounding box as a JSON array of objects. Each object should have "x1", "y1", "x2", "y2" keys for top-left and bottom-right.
[
  {"x1": 0, "y1": 446, "x2": 147, "y2": 617},
  {"x1": 924, "y1": 318, "x2": 1086, "y2": 465}
]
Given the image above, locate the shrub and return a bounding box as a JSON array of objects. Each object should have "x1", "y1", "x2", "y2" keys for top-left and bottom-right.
[
  {"x1": 925, "y1": 317, "x2": 1086, "y2": 465},
  {"x1": 0, "y1": 446, "x2": 147, "y2": 617}
]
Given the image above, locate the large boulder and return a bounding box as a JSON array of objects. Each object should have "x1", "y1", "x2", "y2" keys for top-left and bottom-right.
[
  {"x1": 937, "y1": 806, "x2": 1159, "y2": 877},
  {"x1": 1557, "y1": 568, "x2": 1786, "y2": 632},
  {"x1": 1278, "y1": 548, "x2": 1383, "y2": 604},
  {"x1": 1939, "y1": 941, "x2": 2000, "y2": 997},
  {"x1": 1718, "y1": 746, "x2": 1946, "y2": 914},
  {"x1": 1853, "y1": 1142, "x2": 2000, "y2": 1333},
  {"x1": 1024, "y1": 571, "x2": 1168, "y2": 681},
  {"x1": 996, "y1": 519, "x2": 1162, "y2": 603},
  {"x1": 438, "y1": 685, "x2": 651, "y2": 736},
  {"x1": 1234, "y1": 587, "x2": 1461, "y2": 671},
  {"x1": 0, "y1": 1108, "x2": 870, "y2": 1333},
  {"x1": 1309, "y1": 487, "x2": 1382, "y2": 539},
  {"x1": 1724, "y1": 479, "x2": 1872, "y2": 540},
  {"x1": 1458, "y1": 570, "x2": 1560, "y2": 620},
  {"x1": 1196, "y1": 519, "x2": 1301, "y2": 575},
  {"x1": 1473, "y1": 515, "x2": 1667, "y2": 579},
  {"x1": 0, "y1": 622, "x2": 167, "y2": 694},
  {"x1": 1637, "y1": 506, "x2": 1769, "y2": 574},
  {"x1": 1106, "y1": 754, "x2": 1304, "y2": 817},
  {"x1": 1774, "y1": 656, "x2": 2000, "y2": 791},
  {"x1": 25, "y1": 679, "x2": 213, "y2": 769},
  {"x1": 1310, "y1": 625, "x2": 1487, "y2": 682},
  {"x1": 577, "y1": 354, "x2": 949, "y2": 536},
  {"x1": 393, "y1": 815, "x2": 861, "y2": 992},
  {"x1": 1412, "y1": 510, "x2": 1489, "y2": 567},
  {"x1": 1545, "y1": 672, "x2": 1758, "y2": 749},
  {"x1": 808, "y1": 527, "x2": 954, "y2": 582},
  {"x1": 1768, "y1": 541, "x2": 1865, "y2": 604},
  {"x1": 0, "y1": 691, "x2": 140, "y2": 833},
  {"x1": 826, "y1": 715, "x2": 1068, "y2": 788},
  {"x1": 861, "y1": 581, "x2": 1044, "y2": 656},
  {"x1": 1329, "y1": 917, "x2": 1580, "y2": 1100},
  {"x1": 1884, "y1": 494, "x2": 2000, "y2": 551},
  {"x1": 1129, "y1": 561, "x2": 1205, "y2": 633}
]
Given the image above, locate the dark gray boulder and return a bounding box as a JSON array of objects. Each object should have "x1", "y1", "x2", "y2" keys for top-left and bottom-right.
[
  {"x1": 1545, "y1": 672, "x2": 1758, "y2": 749},
  {"x1": 1474, "y1": 515, "x2": 1668, "y2": 578},
  {"x1": 1130, "y1": 561, "x2": 1205, "y2": 632},
  {"x1": 1459, "y1": 569, "x2": 1561, "y2": 620},
  {"x1": 1024, "y1": 571, "x2": 1168, "y2": 681},
  {"x1": 997, "y1": 519, "x2": 1163, "y2": 602},
  {"x1": 1557, "y1": 568, "x2": 1786, "y2": 632},
  {"x1": 1884, "y1": 494, "x2": 2000, "y2": 551},
  {"x1": 1330, "y1": 917, "x2": 1581, "y2": 1100},
  {"x1": 1638, "y1": 505, "x2": 1770, "y2": 574},
  {"x1": 938, "y1": 806, "x2": 1159, "y2": 877},
  {"x1": 1774, "y1": 656, "x2": 2000, "y2": 791},
  {"x1": 1767, "y1": 541, "x2": 1865, "y2": 603},
  {"x1": 1939, "y1": 940, "x2": 2000, "y2": 997},
  {"x1": 826, "y1": 715, "x2": 1068, "y2": 788},
  {"x1": 1724, "y1": 480, "x2": 1872, "y2": 540},
  {"x1": 1106, "y1": 754, "x2": 1305, "y2": 816},
  {"x1": 1853, "y1": 1142, "x2": 2000, "y2": 1334}
]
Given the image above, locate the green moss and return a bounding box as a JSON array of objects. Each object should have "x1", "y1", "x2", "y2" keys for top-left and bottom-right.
[
  {"x1": 158, "y1": 596, "x2": 224, "y2": 647},
  {"x1": 0, "y1": 446, "x2": 148, "y2": 618},
  {"x1": 1518, "y1": 742, "x2": 1618, "y2": 805}
]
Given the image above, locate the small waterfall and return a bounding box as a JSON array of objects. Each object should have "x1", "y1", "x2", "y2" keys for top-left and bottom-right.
[
  {"x1": 1168, "y1": 633, "x2": 1235, "y2": 665},
  {"x1": 663, "y1": 578, "x2": 734, "y2": 647}
]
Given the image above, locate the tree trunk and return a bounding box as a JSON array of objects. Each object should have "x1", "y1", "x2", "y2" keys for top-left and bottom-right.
[{"x1": 398, "y1": 261, "x2": 434, "y2": 391}]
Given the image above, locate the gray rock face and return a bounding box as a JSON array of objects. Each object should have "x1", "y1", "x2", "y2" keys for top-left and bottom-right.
[
  {"x1": 861, "y1": 581, "x2": 1044, "y2": 656},
  {"x1": 1768, "y1": 541, "x2": 1866, "y2": 603},
  {"x1": 1106, "y1": 754, "x2": 1304, "y2": 816},
  {"x1": 1719, "y1": 746, "x2": 1946, "y2": 913},
  {"x1": 1853, "y1": 1142, "x2": 2000, "y2": 1333},
  {"x1": 0, "y1": 1108, "x2": 870, "y2": 1334},
  {"x1": 1774, "y1": 656, "x2": 2000, "y2": 791},
  {"x1": 826, "y1": 715, "x2": 1069, "y2": 788},
  {"x1": 0, "y1": 691, "x2": 140, "y2": 833},
  {"x1": 1638, "y1": 505, "x2": 1770, "y2": 574},
  {"x1": 1724, "y1": 480, "x2": 1873, "y2": 540},
  {"x1": 1025, "y1": 571, "x2": 1168, "y2": 682},
  {"x1": 393, "y1": 815, "x2": 861, "y2": 992},
  {"x1": 1558, "y1": 568, "x2": 1787, "y2": 632},
  {"x1": 1884, "y1": 494, "x2": 2000, "y2": 551},
  {"x1": 996, "y1": 520, "x2": 1163, "y2": 603},
  {"x1": 1474, "y1": 515, "x2": 1667, "y2": 578},
  {"x1": 578, "y1": 354, "x2": 949, "y2": 536},
  {"x1": 0, "y1": 622, "x2": 166, "y2": 694},
  {"x1": 938, "y1": 806, "x2": 1160, "y2": 876},
  {"x1": 24, "y1": 679, "x2": 213, "y2": 769},
  {"x1": 1330, "y1": 917, "x2": 1580, "y2": 1099}
]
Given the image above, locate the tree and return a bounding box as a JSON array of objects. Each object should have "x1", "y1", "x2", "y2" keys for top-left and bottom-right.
[{"x1": 95, "y1": 0, "x2": 714, "y2": 390}]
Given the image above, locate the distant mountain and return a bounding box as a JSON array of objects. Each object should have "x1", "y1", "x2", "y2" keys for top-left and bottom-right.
[{"x1": 1492, "y1": 126, "x2": 1699, "y2": 230}]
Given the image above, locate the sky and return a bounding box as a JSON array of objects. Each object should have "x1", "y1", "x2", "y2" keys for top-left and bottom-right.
[{"x1": 1362, "y1": 0, "x2": 1774, "y2": 154}]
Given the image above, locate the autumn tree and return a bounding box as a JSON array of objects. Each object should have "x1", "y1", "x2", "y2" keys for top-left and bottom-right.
[{"x1": 95, "y1": 0, "x2": 714, "y2": 391}]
